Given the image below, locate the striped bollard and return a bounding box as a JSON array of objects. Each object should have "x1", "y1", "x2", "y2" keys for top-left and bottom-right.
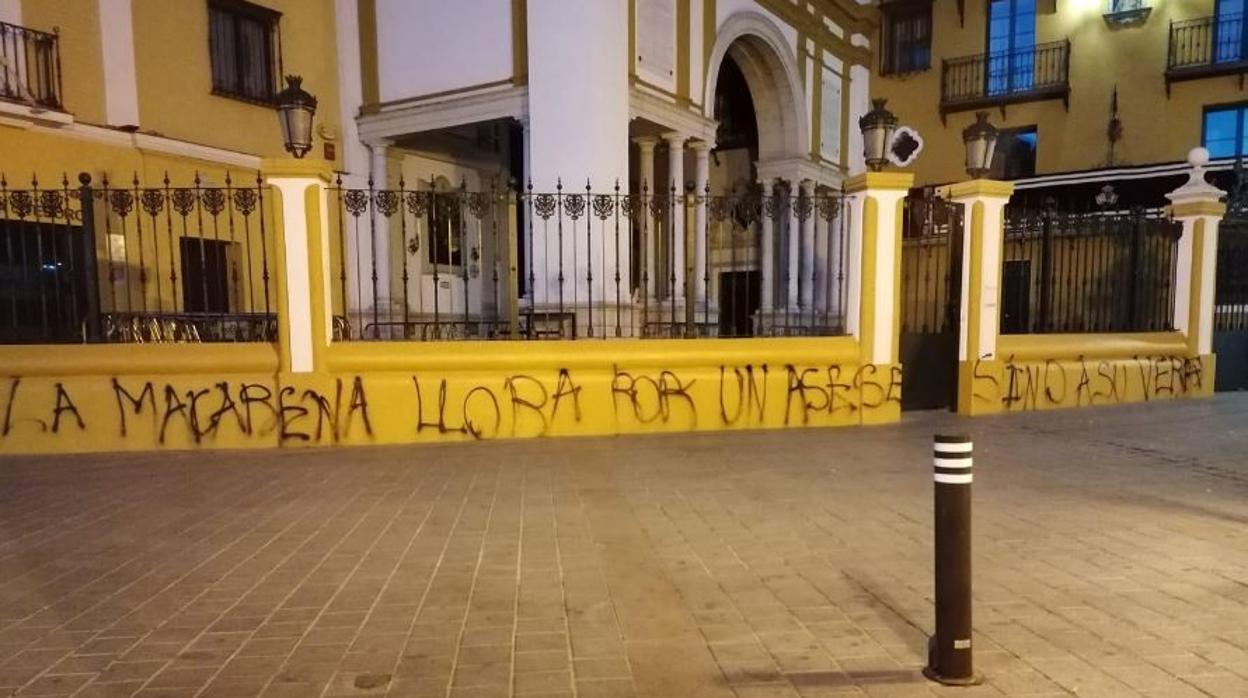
[{"x1": 924, "y1": 434, "x2": 980, "y2": 686}]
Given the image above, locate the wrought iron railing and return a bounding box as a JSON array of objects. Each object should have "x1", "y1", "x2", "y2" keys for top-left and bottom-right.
[
  {"x1": 940, "y1": 40, "x2": 1070, "y2": 114},
  {"x1": 329, "y1": 178, "x2": 851, "y2": 341},
  {"x1": 1167, "y1": 14, "x2": 1247, "y2": 83},
  {"x1": 0, "y1": 20, "x2": 61, "y2": 111},
  {"x1": 0, "y1": 173, "x2": 277, "y2": 344},
  {"x1": 1001, "y1": 202, "x2": 1180, "y2": 334}
]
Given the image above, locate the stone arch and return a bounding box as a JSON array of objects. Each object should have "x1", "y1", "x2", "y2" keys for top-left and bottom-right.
[{"x1": 703, "y1": 12, "x2": 809, "y2": 163}]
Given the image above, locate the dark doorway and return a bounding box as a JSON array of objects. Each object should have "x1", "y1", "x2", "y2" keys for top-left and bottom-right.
[
  {"x1": 181, "y1": 237, "x2": 233, "y2": 313},
  {"x1": 719, "y1": 270, "x2": 759, "y2": 337},
  {"x1": 0, "y1": 220, "x2": 90, "y2": 343},
  {"x1": 1001, "y1": 259, "x2": 1031, "y2": 334}
]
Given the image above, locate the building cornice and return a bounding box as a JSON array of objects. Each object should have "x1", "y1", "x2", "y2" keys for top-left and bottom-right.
[
  {"x1": 629, "y1": 86, "x2": 718, "y2": 143},
  {"x1": 357, "y1": 85, "x2": 529, "y2": 143}
]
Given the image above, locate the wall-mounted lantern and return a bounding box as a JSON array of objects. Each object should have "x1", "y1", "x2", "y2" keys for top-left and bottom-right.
[
  {"x1": 962, "y1": 111, "x2": 999, "y2": 179},
  {"x1": 275, "y1": 75, "x2": 317, "y2": 159},
  {"x1": 859, "y1": 98, "x2": 899, "y2": 172}
]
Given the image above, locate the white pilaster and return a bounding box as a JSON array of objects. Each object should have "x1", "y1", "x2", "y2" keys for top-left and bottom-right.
[
  {"x1": 786, "y1": 179, "x2": 800, "y2": 311},
  {"x1": 334, "y1": 0, "x2": 368, "y2": 183},
  {"x1": 799, "y1": 179, "x2": 815, "y2": 310},
  {"x1": 98, "y1": 0, "x2": 140, "y2": 127},
  {"x1": 813, "y1": 188, "x2": 830, "y2": 312},
  {"x1": 691, "y1": 141, "x2": 711, "y2": 306},
  {"x1": 664, "y1": 131, "x2": 687, "y2": 302},
  {"x1": 847, "y1": 64, "x2": 870, "y2": 176},
  {"x1": 368, "y1": 141, "x2": 393, "y2": 312},
  {"x1": 760, "y1": 179, "x2": 775, "y2": 313},
  {"x1": 634, "y1": 136, "x2": 659, "y2": 299},
  {"x1": 1166, "y1": 148, "x2": 1228, "y2": 356},
  {"x1": 0, "y1": 0, "x2": 20, "y2": 25},
  {"x1": 265, "y1": 176, "x2": 329, "y2": 373}
]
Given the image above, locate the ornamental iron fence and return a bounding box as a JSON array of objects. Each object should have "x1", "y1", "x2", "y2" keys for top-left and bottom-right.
[
  {"x1": 328, "y1": 178, "x2": 851, "y2": 341},
  {"x1": 0, "y1": 172, "x2": 277, "y2": 344}
]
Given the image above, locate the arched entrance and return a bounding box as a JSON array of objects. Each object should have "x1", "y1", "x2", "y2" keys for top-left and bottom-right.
[{"x1": 703, "y1": 14, "x2": 810, "y2": 336}]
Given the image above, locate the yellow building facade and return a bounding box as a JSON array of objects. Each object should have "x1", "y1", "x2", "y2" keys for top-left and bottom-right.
[{"x1": 873, "y1": 0, "x2": 1244, "y2": 189}]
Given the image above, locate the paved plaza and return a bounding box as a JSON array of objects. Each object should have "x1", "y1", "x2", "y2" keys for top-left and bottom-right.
[{"x1": 3, "y1": 397, "x2": 1248, "y2": 698}]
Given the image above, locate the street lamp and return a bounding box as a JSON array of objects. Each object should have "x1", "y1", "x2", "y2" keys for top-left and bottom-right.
[
  {"x1": 962, "y1": 111, "x2": 999, "y2": 179},
  {"x1": 859, "y1": 98, "x2": 898, "y2": 172},
  {"x1": 275, "y1": 75, "x2": 317, "y2": 159}
]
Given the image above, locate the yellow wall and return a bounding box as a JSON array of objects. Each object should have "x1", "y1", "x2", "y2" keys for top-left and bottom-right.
[
  {"x1": 131, "y1": 0, "x2": 341, "y2": 164},
  {"x1": 0, "y1": 338, "x2": 902, "y2": 454},
  {"x1": 874, "y1": 0, "x2": 1243, "y2": 186},
  {"x1": 964, "y1": 334, "x2": 1214, "y2": 413},
  {"x1": 20, "y1": 0, "x2": 107, "y2": 125}
]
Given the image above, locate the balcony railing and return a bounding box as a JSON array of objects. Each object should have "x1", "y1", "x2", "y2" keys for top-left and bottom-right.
[
  {"x1": 1166, "y1": 13, "x2": 1248, "y2": 91},
  {"x1": 0, "y1": 20, "x2": 62, "y2": 111},
  {"x1": 940, "y1": 40, "x2": 1070, "y2": 117}
]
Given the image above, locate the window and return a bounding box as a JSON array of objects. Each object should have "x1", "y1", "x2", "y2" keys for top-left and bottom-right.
[
  {"x1": 428, "y1": 192, "x2": 465, "y2": 268},
  {"x1": 208, "y1": 0, "x2": 280, "y2": 103},
  {"x1": 1215, "y1": 0, "x2": 1247, "y2": 63},
  {"x1": 881, "y1": 1, "x2": 933, "y2": 74},
  {"x1": 987, "y1": 0, "x2": 1036, "y2": 94},
  {"x1": 990, "y1": 126, "x2": 1038, "y2": 179},
  {"x1": 1203, "y1": 105, "x2": 1248, "y2": 158}
]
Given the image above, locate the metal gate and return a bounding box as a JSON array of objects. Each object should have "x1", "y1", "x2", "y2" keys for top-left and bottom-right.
[
  {"x1": 899, "y1": 192, "x2": 965, "y2": 410},
  {"x1": 1215, "y1": 220, "x2": 1248, "y2": 391}
]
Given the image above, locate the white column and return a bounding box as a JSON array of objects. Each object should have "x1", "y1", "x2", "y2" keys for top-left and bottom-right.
[
  {"x1": 1166, "y1": 148, "x2": 1228, "y2": 356},
  {"x1": 0, "y1": 1, "x2": 21, "y2": 24},
  {"x1": 691, "y1": 141, "x2": 711, "y2": 306},
  {"x1": 663, "y1": 132, "x2": 687, "y2": 303},
  {"x1": 786, "y1": 179, "x2": 800, "y2": 311},
  {"x1": 847, "y1": 64, "x2": 870, "y2": 176},
  {"x1": 368, "y1": 141, "x2": 392, "y2": 311},
  {"x1": 760, "y1": 179, "x2": 775, "y2": 313},
  {"x1": 520, "y1": 117, "x2": 539, "y2": 305},
  {"x1": 334, "y1": 0, "x2": 368, "y2": 181},
  {"x1": 813, "y1": 186, "x2": 830, "y2": 313},
  {"x1": 98, "y1": 0, "x2": 140, "y2": 127},
  {"x1": 799, "y1": 179, "x2": 816, "y2": 311},
  {"x1": 633, "y1": 136, "x2": 659, "y2": 300}
]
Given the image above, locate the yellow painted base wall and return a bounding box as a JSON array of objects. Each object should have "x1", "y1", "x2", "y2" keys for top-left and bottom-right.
[
  {"x1": 0, "y1": 338, "x2": 901, "y2": 455},
  {"x1": 957, "y1": 333, "x2": 1214, "y2": 415}
]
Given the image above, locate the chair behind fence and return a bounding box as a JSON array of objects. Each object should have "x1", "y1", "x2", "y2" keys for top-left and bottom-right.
[{"x1": 0, "y1": 172, "x2": 278, "y2": 344}]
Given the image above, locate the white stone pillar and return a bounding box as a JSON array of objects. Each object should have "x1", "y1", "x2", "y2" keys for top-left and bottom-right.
[
  {"x1": 786, "y1": 179, "x2": 800, "y2": 311},
  {"x1": 799, "y1": 179, "x2": 816, "y2": 311},
  {"x1": 634, "y1": 136, "x2": 659, "y2": 300},
  {"x1": 813, "y1": 186, "x2": 830, "y2": 313},
  {"x1": 691, "y1": 141, "x2": 711, "y2": 306},
  {"x1": 1166, "y1": 148, "x2": 1228, "y2": 358},
  {"x1": 368, "y1": 141, "x2": 392, "y2": 312},
  {"x1": 663, "y1": 132, "x2": 687, "y2": 303},
  {"x1": 760, "y1": 179, "x2": 775, "y2": 313}
]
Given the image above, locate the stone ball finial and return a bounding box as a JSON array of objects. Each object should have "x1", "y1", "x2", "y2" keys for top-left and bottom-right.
[{"x1": 1188, "y1": 147, "x2": 1210, "y2": 168}]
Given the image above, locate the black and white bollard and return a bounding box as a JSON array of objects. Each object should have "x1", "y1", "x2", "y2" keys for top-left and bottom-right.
[{"x1": 924, "y1": 434, "x2": 980, "y2": 686}]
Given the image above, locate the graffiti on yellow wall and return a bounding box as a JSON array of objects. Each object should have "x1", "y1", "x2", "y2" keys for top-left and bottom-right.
[
  {"x1": 970, "y1": 354, "x2": 1210, "y2": 412},
  {"x1": 0, "y1": 360, "x2": 902, "y2": 454}
]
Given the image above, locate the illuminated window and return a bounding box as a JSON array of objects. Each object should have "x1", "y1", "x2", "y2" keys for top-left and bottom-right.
[{"x1": 1203, "y1": 105, "x2": 1247, "y2": 157}]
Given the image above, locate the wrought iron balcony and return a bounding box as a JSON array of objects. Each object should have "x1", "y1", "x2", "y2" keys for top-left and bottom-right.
[
  {"x1": 939, "y1": 40, "x2": 1070, "y2": 117},
  {"x1": 1166, "y1": 13, "x2": 1248, "y2": 92},
  {"x1": 0, "y1": 20, "x2": 62, "y2": 111}
]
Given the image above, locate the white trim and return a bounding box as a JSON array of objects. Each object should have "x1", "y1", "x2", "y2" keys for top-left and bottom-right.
[
  {"x1": 1173, "y1": 216, "x2": 1195, "y2": 336},
  {"x1": 1014, "y1": 157, "x2": 1239, "y2": 189},
  {"x1": 934, "y1": 457, "x2": 973, "y2": 469},
  {"x1": 357, "y1": 85, "x2": 529, "y2": 144},
  {"x1": 98, "y1": 0, "x2": 141, "y2": 127},
  {"x1": 845, "y1": 191, "x2": 864, "y2": 340},
  {"x1": 0, "y1": 0, "x2": 20, "y2": 25},
  {"x1": 934, "y1": 473, "x2": 973, "y2": 484},
  {"x1": 934, "y1": 441, "x2": 973, "y2": 453},
  {"x1": 1198, "y1": 216, "x2": 1219, "y2": 355},
  {"x1": 266, "y1": 176, "x2": 322, "y2": 373},
  {"x1": 0, "y1": 100, "x2": 74, "y2": 126},
  {"x1": 6, "y1": 116, "x2": 261, "y2": 168},
  {"x1": 629, "y1": 86, "x2": 718, "y2": 143}
]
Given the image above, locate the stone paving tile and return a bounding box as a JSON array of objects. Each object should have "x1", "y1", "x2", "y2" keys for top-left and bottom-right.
[{"x1": 3, "y1": 397, "x2": 1248, "y2": 695}]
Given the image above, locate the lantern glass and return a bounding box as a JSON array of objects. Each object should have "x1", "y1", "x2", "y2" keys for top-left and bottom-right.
[
  {"x1": 962, "y1": 111, "x2": 999, "y2": 179},
  {"x1": 859, "y1": 98, "x2": 899, "y2": 172},
  {"x1": 275, "y1": 75, "x2": 318, "y2": 159}
]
